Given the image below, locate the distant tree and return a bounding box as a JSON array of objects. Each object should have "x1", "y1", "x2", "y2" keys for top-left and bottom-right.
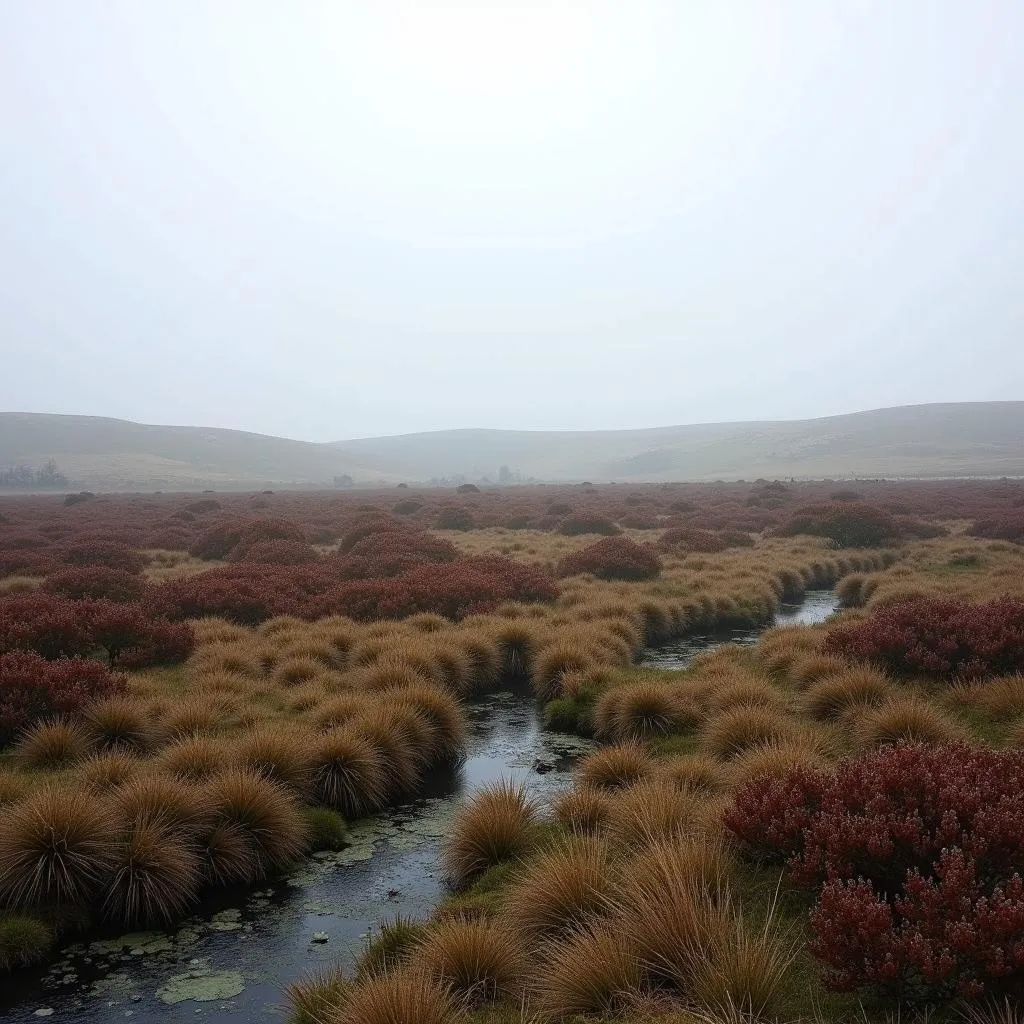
[{"x1": 333, "y1": 474, "x2": 354, "y2": 489}]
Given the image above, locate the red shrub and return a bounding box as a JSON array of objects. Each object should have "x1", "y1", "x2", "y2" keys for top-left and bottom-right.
[
  {"x1": 56, "y1": 540, "x2": 147, "y2": 574},
  {"x1": 0, "y1": 592, "x2": 94, "y2": 659},
  {"x1": 434, "y1": 505, "x2": 474, "y2": 531},
  {"x1": 44, "y1": 567, "x2": 149, "y2": 604},
  {"x1": 83, "y1": 600, "x2": 195, "y2": 667},
  {"x1": 238, "y1": 539, "x2": 320, "y2": 565},
  {"x1": 332, "y1": 528, "x2": 458, "y2": 579},
  {"x1": 337, "y1": 514, "x2": 407, "y2": 554},
  {"x1": 557, "y1": 537, "x2": 662, "y2": 581},
  {"x1": 189, "y1": 516, "x2": 306, "y2": 560},
  {"x1": 824, "y1": 597, "x2": 1024, "y2": 680},
  {"x1": 970, "y1": 510, "x2": 1024, "y2": 545},
  {"x1": 0, "y1": 549, "x2": 56, "y2": 577},
  {"x1": 777, "y1": 503, "x2": 900, "y2": 548},
  {"x1": 557, "y1": 514, "x2": 620, "y2": 537},
  {"x1": 0, "y1": 650, "x2": 125, "y2": 745},
  {"x1": 659, "y1": 527, "x2": 727, "y2": 553},
  {"x1": 725, "y1": 744, "x2": 1024, "y2": 1003}
]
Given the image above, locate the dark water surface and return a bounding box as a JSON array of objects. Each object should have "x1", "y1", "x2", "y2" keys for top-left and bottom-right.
[{"x1": 2, "y1": 591, "x2": 838, "y2": 1022}]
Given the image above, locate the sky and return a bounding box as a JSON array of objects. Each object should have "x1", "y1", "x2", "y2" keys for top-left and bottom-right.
[{"x1": 1, "y1": 1, "x2": 1022, "y2": 442}]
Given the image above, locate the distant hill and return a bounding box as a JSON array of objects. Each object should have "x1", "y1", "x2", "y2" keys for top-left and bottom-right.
[{"x1": 0, "y1": 403, "x2": 1022, "y2": 491}]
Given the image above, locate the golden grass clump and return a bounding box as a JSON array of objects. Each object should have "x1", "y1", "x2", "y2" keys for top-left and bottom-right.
[
  {"x1": 705, "y1": 676, "x2": 788, "y2": 715},
  {"x1": 0, "y1": 785, "x2": 119, "y2": 909},
  {"x1": 286, "y1": 968, "x2": 350, "y2": 1024},
  {"x1": 442, "y1": 779, "x2": 539, "y2": 888},
  {"x1": 608, "y1": 781, "x2": 716, "y2": 847},
  {"x1": 280, "y1": 635, "x2": 341, "y2": 670},
  {"x1": 355, "y1": 915, "x2": 430, "y2": 980},
  {"x1": 594, "y1": 682, "x2": 697, "y2": 742},
  {"x1": 801, "y1": 665, "x2": 893, "y2": 721},
  {"x1": 163, "y1": 695, "x2": 229, "y2": 738},
  {"x1": 232, "y1": 727, "x2": 316, "y2": 795},
  {"x1": 82, "y1": 696, "x2": 159, "y2": 753},
  {"x1": 335, "y1": 970, "x2": 465, "y2": 1024},
  {"x1": 656, "y1": 754, "x2": 728, "y2": 795},
  {"x1": 789, "y1": 654, "x2": 850, "y2": 689},
  {"x1": 348, "y1": 711, "x2": 424, "y2": 798},
  {"x1": 1008, "y1": 719, "x2": 1024, "y2": 749},
  {"x1": 103, "y1": 820, "x2": 200, "y2": 927},
  {"x1": 492, "y1": 619, "x2": 545, "y2": 678},
  {"x1": 0, "y1": 770, "x2": 29, "y2": 807},
  {"x1": 355, "y1": 656, "x2": 434, "y2": 694},
  {"x1": 576, "y1": 742, "x2": 654, "y2": 791},
  {"x1": 416, "y1": 917, "x2": 525, "y2": 1003},
  {"x1": 946, "y1": 674, "x2": 1024, "y2": 719},
  {"x1": 857, "y1": 696, "x2": 970, "y2": 749},
  {"x1": 532, "y1": 642, "x2": 596, "y2": 701},
  {"x1": 191, "y1": 641, "x2": 261, "y2": 678},
  {"x1": 312, "y1": 728, "x2": 389, "y2": 817},
  {"x1": 552, "y1": 787, "x2": 613, "y2": 835},
  {"x1": 427, "y1": 640, "x2": 473, "y2": 694},
  {"x1": 13, "y1": 719, "x2": 90, "y2": 769},
  {"x1": 273, "y1": 656, "x2": 324, "y2": 687},
  {"x1": 196, "y1": 821, "x2": 258, "y2": 886},
  {"x1": 699, "y1": 706, "x2": 804, "y2": 761},
  {"x1": 726, "y1": 738, "x2": 833, "y2": 791},
  {"x1": 394, "y1": 685, "x2": 466, "y2": 762},
  {"x1": 756, "y1": 624, "x2": 823, "y2": 677},
  {"x1": 534, "y1": 923, "x2": 645, "y2": 1018},
  {"x1": 154, "y1": 736, "x2": 228, "y2": 783},
  {"x1": 204, "y1": 769, "x2": 310, "y2": 874},
  {"x1": 80, "y1": 749, "x2": 141, "y2": 793},
  {"x1": 454, "y1": 630, "x2": 500, "y2": 693},
  {"x1": 112, "y1": 774, "x2": 205, "y2": 834},
  {"x1": 314, "y1": 693, "x2": 368, "y2": 731},
  {"x1": 501, "y1": 836, "x2": 614, "y2": 942},
  {"x1": 192, "y1": 617, "x2": 251, "y2": 645}
]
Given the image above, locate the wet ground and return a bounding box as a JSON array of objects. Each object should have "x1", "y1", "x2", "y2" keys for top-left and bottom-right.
[{"x1": 2, "y1": 591, "x2": 837, "y2": 1022}]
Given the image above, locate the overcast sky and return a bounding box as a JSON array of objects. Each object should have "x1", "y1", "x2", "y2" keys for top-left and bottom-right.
[{"x1": 2, "y1": 2, "x2": 1021, "y2": 442}]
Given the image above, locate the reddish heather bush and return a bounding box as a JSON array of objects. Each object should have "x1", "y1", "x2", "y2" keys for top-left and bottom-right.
[
  {"x1": 158, "y1": 566, "x2": 317, "y2": 624},
  {"x1": 777, "y1": 503, "x2": 900, "y2": 548},
  {"x1": 56, "y1": 540, "x2": 147, "y2": 574},
  {"x1": 0, "y1": 651, "x2": 125, "y2": 745},
  {"x1": 189, "y1": 517, "x2": 306, "y2": 561},
  {"x1": 725, "y1": 743, "x2": 1024, "y2": 1003},
  {"x1": 659, "y1": 527, "x2": 727, "y2": 553},
  {"x1": 44, "y1": 567, "x2": 150, "y2": 604},
  {"x1": 434, "y1": 505, "x2": 474, "y2": 531},
  {"x1": 238, "y1": 540, "x2": 321, "y2": 565},
  {"x1": 0, "y1": 593, "x2": 94, "y2": 659},
  {"x1": 557, "y1": 514, "x2": 621, "y2": 537},
  {"x1": 336, "y1": 514, "x2": 408, "y2": 554},
  {"x1": 0, "y1": 532, "x2": 50, "y2": 551},
  {"x1": 970, "y1": 510, "x2": 1024, "y2": 545},
  {"x1": 332, "y1": 528, "x2": 459, "y2": 580},
  {"x1": 0, "y1": 549, "x2": 56, "y2": 577},
  {"x1": 83, "y1": 601, "x2": 195, "y2": 667},
  {"x1": 824, "y1": 597, "x2": 1024, "y2": 680},
  {"x1": 557, "y1": 537, "x2": 662, "y2": 582}
]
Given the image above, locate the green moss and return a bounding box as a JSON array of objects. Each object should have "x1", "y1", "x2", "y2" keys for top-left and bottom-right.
[
  {"x1": 650, "y1": 732, "x2": 699, "y2": 757},
  {"x1": 354, "y1": 915, "x2": 428, "y2": 981},
  {"x1": 544, "y1": 692, "x2": 595, "y2": 735},
  {"x1": 303, "y1": 807, "x2": 347, "y2": 851},
  {"x1": 0, "y1": 915, "x2": 53, "y2": 972}
]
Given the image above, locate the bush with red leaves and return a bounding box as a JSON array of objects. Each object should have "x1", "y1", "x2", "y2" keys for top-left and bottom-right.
[
  {"x1": 310, "y1": 556, "x2": 558, "y2": 622},
  {"x1": 659, "y1": 527, "x2": 727, "y2": 553},
  {"x1": 332, "y1": 528, "x2": 458, "y2": 580},
  {"x1": 824, "y1": 596, "x2": 1024, "y2": 680},
  {"x1": 56, "y1": 540, "x2": 147, "y2": 574},
  {"x1": 43, "y1": 566, "x2": 149, "y2": 603},
  {"x1": 434, "y1": 505, "x2": 474, "y2": 531},
  {"x1": 336, "y1": 514, "x2": 408, "y2": 554},
  {"x1": 0, "y1": 592, "x2": 94, "y2": 659},
  {"x1": 777, "y1": 502, "x2": 900, "y2": 548},
  {"x1": 969, "y1": 510, "x2": 1024, "y2": 545},
  {"x1": 189, "y1": 516, "x2": 306, "y2": 561},
  {"x1": 725, "y1": 743, "x2": 1024, "y2": 1003},
  {"x1": 0, "y1": 549, "x2": 56, "y2": 577},
  {"x1": 0, "y1": 650, "x2": 125, "y2": 745},
  {"x1": 557, "y1": 536, "x2": 662, "y2": 581},
  {"x1": 557, "y1": 514, "x2": 621, "y2": 537},
  {"x1": 82, "y1": 600, "x2": 195, "y2": 667},
  {"x1": 238, "y1": 539, "x2": 321, "y2": 565}
]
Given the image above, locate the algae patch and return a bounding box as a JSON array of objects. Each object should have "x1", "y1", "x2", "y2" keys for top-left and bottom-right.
[{"x1": 156, "y1": 968, "x2": 245, "y2": 1004}]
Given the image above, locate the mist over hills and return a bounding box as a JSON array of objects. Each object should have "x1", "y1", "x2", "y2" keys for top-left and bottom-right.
[{"x1": 0, "y1": 402, "x2": 1021, "y2": 491}]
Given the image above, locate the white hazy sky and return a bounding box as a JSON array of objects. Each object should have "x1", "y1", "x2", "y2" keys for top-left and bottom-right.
[{"x1": 2, "y1": 1, "x2": 1022, "y2": 441}]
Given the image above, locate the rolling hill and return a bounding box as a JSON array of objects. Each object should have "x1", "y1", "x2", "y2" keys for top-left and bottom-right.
[{"x1": 0, "y1": 402, "x2": 1021, "y2": 490}]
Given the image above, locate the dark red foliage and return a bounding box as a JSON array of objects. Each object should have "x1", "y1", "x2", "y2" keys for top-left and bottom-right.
[
  {"x1": 725, "y1": 744, "x2": 1024, "y2": 1003},
  {"x1": 824, "y1": 596, "x2": 1024, "y2": 680},
  {"x1": 556, "y1": 514, "x2": 621, "y2": 537},
  {"x1": 82, "y1": 600, "x2": 195, "y2": 667},
  {"x1": 777, "y1": 502, "x2": 901, "y2": 548},
  {"x1": 557, "y1": 536, "x2": 662, "y2": 581},
  {"x1": 659, "y1": 527, "x2": 727, "y2": 553},
  {"x1": 0, "y1": 650, "x2": 125, "y2": 745},
  {"x1": 237, "y1": 539, "x2": 321, "y2": 565},
  {"x1": 434, "y1": 505, "x2": 474, "y2": 531},
  {"x1": 0, "y1": 549, "x2": 56, "y2": 576},
  {"x1": 337, "y1": 514, "x2": 408, "y2": 554},
  {"x1": 970, "y1": 510, "x2": 1024, "y2": 544},
  {"x1": 44, "y1": 566, "x2": 149, "y2": 603},
  {"x1": 0, "y1": 592, "x2": 94, "y2": 659},
  {"x1": 56, "y1": 540, "x2": 147, "y2": 573},
  {"x1": 189, "y1": 516, "x2": 307, "y2": 561}
]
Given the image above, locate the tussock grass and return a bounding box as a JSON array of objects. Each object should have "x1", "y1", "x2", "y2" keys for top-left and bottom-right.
[
  {"x1": 442, "y1": 780, "x2": 539, "y2": 888},
  {"x1": 0, "y1": 785, "x2": 119, "y2": 908},
  {"x1": 83, "y1": 696, "x2": 158, "y2": 752},
  {"x1": 0, "y1": 915, "x2": 54, "y2": 972},
  {"x1": 857, "y1": 696, "x2": 970, "y2": 749},
  {"x1": 314, "y1": 693, "x2": 368, "y2": 731},
  {"x1": 103, "y1": 819, "x2": 200, "y2": 926},
  {"x1": 802, "y1": 666, "x2": 893, "y2": 721},
  {"x1": 500, "y1": 835, "x2": 614, "y2": 942},
  {"x1": 726, "y1": 738, "x2": 833, "y2": 790},
  {"x1": 273, "y1": 656, "x2": 324, "y2": 687},
  {"x1": 233, "y1": 727, "x2": 316, "y2": 795},
  {"x1": 416, "y1": 917, "x2": 525, "y2": 1003},
  {"x1": 428, "y1": 640, "x2": 473, "y2": 694},
  {"x1": 155, "y1": 736, "x2": 228, "y2": 782},
  {"x1": 492, "y1": 620, "x2": 545, "y2": 678},
  {"x1": 112, "y1": 773, "x2": 205, "y2": 833},
  {"x1": 532, "y1": 642, "x2": 596, "y2": 701},
  {"x1": 286, "y1": 967, "x2": 350, "y2": 1024},
  {"x1": 80, "y1": 749, "x2": 141, "y2": 792},
  {"x1": 164, "y1": 695, "x2": 228, "y2": 738},
  {"x1": 595, "y1": 682, "x2": 697, "y2": 742},
  {"x1": 13, "y1": 719, "x2": 90, "y2": 769},
  {"x1": 335, "y1": 969, "x2": 464, "y2": 1024},
  {"x1": 534, "y1": 922, "x2": 645, "y2": 1018},
  {"x1": 355, "y1": 915, "x2": 429, "y2": 980},
  {"x1": 552, "y1": 787, "x2": 613, "y2": 835},
  {"x1": 312, "y1": 728, "x2": 388, "y2": 817},
  {"x1": 608, "y1": 781, "x2": 714, "y2": 847},
  {"x1": 655, "y1": 754, "x2": 728, "y2": 794},
  {"x1": 349, "y1": 710, "x2": 424, "y2": 797},
  {"x1": 196, "y1": 820, "x2": 257, "y2": 885},
  {"x1": 576, "y1": 743, "x2": 653, "y2": 791},
  {"x1": 395, "y1": 685, "x2": 466, "y2": 762},
  {"x1": 0, "y1": 770, "x2": 29, "y2": 807},
  {"x1": 699, "y1": 707, "x2": 805, "y2": 761}
]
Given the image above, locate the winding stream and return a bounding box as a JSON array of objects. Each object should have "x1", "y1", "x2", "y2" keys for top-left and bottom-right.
[{"x1": 2, "y1": 591, "x2": 838, "y2": 1022}]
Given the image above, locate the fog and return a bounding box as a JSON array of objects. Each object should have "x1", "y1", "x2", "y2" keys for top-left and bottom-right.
[{"x1": 2, "y1": 2, "x2": 1021, "y2": 442}]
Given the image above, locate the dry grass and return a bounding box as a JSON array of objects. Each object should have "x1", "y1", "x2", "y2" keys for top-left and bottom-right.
[
  {"x1": 232, "y1": 727, "x2": 315, "y2": 795},
  {"x1": 312, "y1": 728, "x2": 389, "y2": 817},
  {"x1": 82, "y1": 696, "x2": 158, "y2": 753},
  {"x1": 442, "y1": 779, "x2": 539, "y2": 888},
  {"x1": 416, "y1": 917, "x2": 525, "y2": 1003},
  {"x1": 552, "y1": 787, "x2": 613, "y2": 835},
  {"x1": 655, "y1": 754, "x2": 728, "y2": 795},
  {"x1": 857, "y1": 696, "x2": 970, "y2": 749},
  {"x1": 700, "y1": 707, "x2": 805, "y2": 761},
  {"x1": 286, "y1": 967, "x2": 350, "y2": 1024},
  {"x1": 335, "y1": 970, "x2": 464, "y2": 1024},
  {"x1": 802, "y1": 666, "x2": 893, "y2": 721},
  {"x1": 609, "y1": 781, "x2": 720, "y2": 847},
  {"x1": 13, "y1": 720, "x2": 90, "y2": 769},
  {"x1": 594, "y1": 682, "x2": 698, "y2": 742},
  {"x1": 80, "y1": 749, "x2": 141, "y2": 792},
  {"x1": 576, "y1": 743, "x2": 654, "y2": 791}
]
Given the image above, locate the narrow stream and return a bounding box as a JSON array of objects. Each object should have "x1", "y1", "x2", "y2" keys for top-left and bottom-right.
[{"x1": 2, "y1": 590, "x2": 838, "y2": 1022}]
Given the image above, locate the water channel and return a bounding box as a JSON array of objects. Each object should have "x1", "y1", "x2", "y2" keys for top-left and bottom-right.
[{"x1": 1, "y1": 590, "x2": 838, "y2": 1022}]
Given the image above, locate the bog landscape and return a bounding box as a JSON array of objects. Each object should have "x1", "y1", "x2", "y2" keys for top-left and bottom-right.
[{"x1": 1, "y1": 446, "x2": 1024, "y2": 1023}]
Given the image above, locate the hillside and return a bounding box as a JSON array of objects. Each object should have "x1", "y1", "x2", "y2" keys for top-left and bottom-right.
[{"x1": 1, "y1": 403, "x2": 1022, "y2": 490}]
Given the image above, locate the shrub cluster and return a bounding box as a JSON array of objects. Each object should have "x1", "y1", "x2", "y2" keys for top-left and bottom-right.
[
  {"x1": 558, "y1": 537, "x2": 662, "y2": 582},
  {"x1": 557, "y1": 514, "x2": 621, "y2": 537},
  {"x1": 824, "y1": 596, "x2": 1024, "y2": 680},
  {"x1": 189, "y1": 517, "x2": 307, "y2": 561},
  {"x1": 970, "y1": 510, "x2": 1024, "y2": 544},
  {"x1": 0, "y1": 651, "x2": 125, "y2": 744},
  {"x1": 725, "y1": 743, "x2": 1024, "y2": 1002},
  {"x1": 777, "y1": 502, "x2": 900, "y2": 548}
]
